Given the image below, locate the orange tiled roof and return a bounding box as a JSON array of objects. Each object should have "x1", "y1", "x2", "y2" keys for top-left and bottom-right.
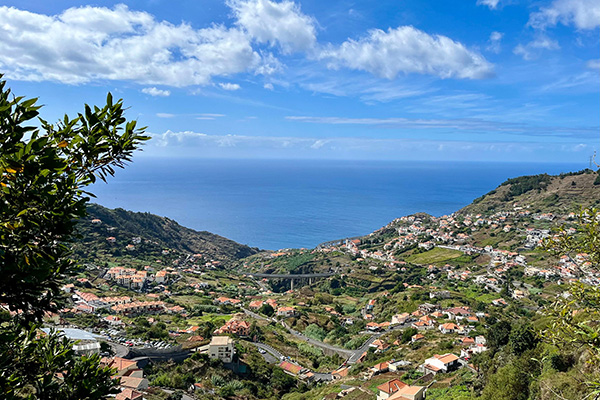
[{"x1": 377, "y1": 379, "x2": 408, "y2": 395}]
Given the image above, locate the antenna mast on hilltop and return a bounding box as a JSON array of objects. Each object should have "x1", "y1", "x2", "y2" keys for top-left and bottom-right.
[{"x1": 591, "y1": 151, "x2": 599, "y2": 169}]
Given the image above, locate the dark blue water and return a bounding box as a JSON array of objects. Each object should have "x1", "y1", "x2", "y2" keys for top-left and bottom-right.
[{"x1": 90, "y1": 159, "x2": 586, "y2": 250}]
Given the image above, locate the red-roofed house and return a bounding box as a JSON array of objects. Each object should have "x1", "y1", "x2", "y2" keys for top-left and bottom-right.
[
  {"x1": 371, "y1": 361, "x2": 389, "y2": 374},
  {"x1": 116, "y1": 388, "x2": 143, "y2": 400},
  {"x1": 119, "y1": 376, "x2": 149, "y2": 391},
  {"x1": 366, "y1": 322, "x2": 382, "y2": 331},
  {"x1": 104, "y1": 315, "x2": 123, "y2": 326},
  {"x1": 439, "y1": 322, "x2": 460, "y2": 334},
  {"x1": 377, "y1": 379, "x2": 407, "y2": 400},
  {"x1": 332, "y1": 367, "x2": 349, "y2": 379},
  {"x1": 248, "y1": 300, "x2": 264, "y2": 309},
  {"x1": 388, "y1": 384, "x2": 426, "y2": 400},
  {"x1": 214, "y1": 319, "x2": 251, "y2": 336},
  {"x1": 411, "y1": 333, "x2": 425, "y2": 343}
]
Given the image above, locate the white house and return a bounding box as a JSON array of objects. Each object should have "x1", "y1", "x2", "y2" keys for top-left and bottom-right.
[
  {"x1": 420, "y1": 353, "x2": 460, "y2": 375},
  {"x1": 209, "y1": 336, "x2": 234, "y2": 363}
]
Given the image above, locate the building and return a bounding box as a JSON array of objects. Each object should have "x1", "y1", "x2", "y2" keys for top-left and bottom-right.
[
  {"x1": 439, "y1": 322, "x2": 460, "y2": 334},
  {"x1": 155, "y1": 270, "x2": 168, "y2": 283},
  {"x1": 377, "y1": 379, "x2": 426, "y2": 400},
  {"x1": 116, "y1": 389, "x2": 143, "y2": 400},
  {"x1": 411, "y1": 333, "x2": 425, "y2": 343},
  {"x1": 277, "y1": 306, "x2": 296, "y2": 317},
  {"x1": 391, "y1": 312, "x2": 411, "y2": 325},
  {"x1": 101, "y1": 357, "x2": 149, "y2": 400},
  {"x1": 388, "y1": 385, "x2": 426, "y2": 400},
  {"x1": 214, "y1": 319, "x2": 251, "y2": 336},
  {"x1": 101, "y1": 357, "x2": 144, "y2": 377},
  {"x1": 214, "y1": 297, "x2": 242, "y2": 307},
  {"x1": 42, "y1": 328, "x2": 101, "y2": 355},
  {"x1": 421, "y1": 353, "x2": 460, "y2": 375},
  {"x1": 209, "y1": 336, "x2": 234, "y2": 363},
  {"x1": 104, "y1": 315, "x2": 123, "y2": 326},
  {"x1": 248, "y1": 300, "x2": 264, "y2": 309},
  {"x1": 279, "y1": 360, "x2": 304, "y2": 376}
]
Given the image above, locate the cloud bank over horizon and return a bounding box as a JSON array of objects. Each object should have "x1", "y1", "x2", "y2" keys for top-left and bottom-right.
[{"x1": 138, "y1": 130, "x2": 593, "y2": 163}]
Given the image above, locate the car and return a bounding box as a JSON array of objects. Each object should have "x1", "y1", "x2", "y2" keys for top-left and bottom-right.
[{"x1": 258, "y1": 348, "x2": 266, "y2": 354}]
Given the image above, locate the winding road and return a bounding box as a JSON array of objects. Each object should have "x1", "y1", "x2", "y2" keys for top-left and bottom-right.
[
  {"x1": 242, "y1": 307, "x2": 411, "y2": 365},
  {"x1": 249, "y1": 342, "x2": 284, "y2": 364},
  {"x1": 281, "y1": 321, "x2": 354, "y2": 358}
]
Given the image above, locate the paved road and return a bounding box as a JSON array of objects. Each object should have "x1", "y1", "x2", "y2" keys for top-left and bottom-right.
[
  {"x1": 253, "y1": 279, "x2": 271, "y2": 292},
  {"x1": 108, "y1": 342, "x2": 130, "y2": 358},
  {"x1": 281, "y1": 321, "x2": 354, "y2": 358},
  {"x1": 347, "y1": 333, "x2": 381, "y2": 364},
  {"x1": 248, "y1": 341, "x2": 333, "y2": 380},
  {"x1": 250, "y1": 342, "x2": 283, "y2": 364},
  {"x1": 347, "y1": 323, "x2": 410, "y2": 364},
  {"x1": 243, "y1": 307, "x2": 411, "y2": 365},
  {"x1": 242, "y1": 308, "x2": 273, "y2": 322}
]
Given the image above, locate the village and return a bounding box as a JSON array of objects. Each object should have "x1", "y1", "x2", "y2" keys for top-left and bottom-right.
[{"x1": 27, "y1": 202, "x2": 598, "y2": 400}]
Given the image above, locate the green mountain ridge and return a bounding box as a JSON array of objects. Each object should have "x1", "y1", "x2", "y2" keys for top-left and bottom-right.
[
  {"x1": 459, "y1": 168, "x2": 600, "y2": 216},
  {"x1": 76, "y1": 203, "x2": 260, "y2": 264},
  {"x1": 74, "y1": 170, "x2": 600, "y2": 271}
]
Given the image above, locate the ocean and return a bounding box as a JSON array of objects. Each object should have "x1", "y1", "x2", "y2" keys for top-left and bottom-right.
[{"x1": 90, "y1": 158, "x2": 586, "y2": 250}]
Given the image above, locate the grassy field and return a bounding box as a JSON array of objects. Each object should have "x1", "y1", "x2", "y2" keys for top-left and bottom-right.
[{"x1": 406, "y1": 247, "x2": 464, "y2": 265}]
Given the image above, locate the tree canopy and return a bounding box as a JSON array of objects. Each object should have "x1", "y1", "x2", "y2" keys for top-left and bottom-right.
[{"x1": 0, "y1": 76, "x2": 149, "y2": 398}]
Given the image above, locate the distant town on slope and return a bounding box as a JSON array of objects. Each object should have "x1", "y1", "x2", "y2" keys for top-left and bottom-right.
[{"x1": 46, "y1": 168, "x2": 600, "y2": 400}]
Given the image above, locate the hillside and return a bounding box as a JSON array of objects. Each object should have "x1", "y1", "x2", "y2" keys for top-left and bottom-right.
[
  {"x1": 459, "y1": 168, "x2": 600, "y2": 215},
  {"x1": 74, "y1": 204, "x2": 260, "y2": 264}
]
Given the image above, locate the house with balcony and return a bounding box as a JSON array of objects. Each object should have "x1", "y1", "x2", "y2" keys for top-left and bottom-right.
[{"x1": 209, "y1": 336, "x2": 234, "y2": 363}]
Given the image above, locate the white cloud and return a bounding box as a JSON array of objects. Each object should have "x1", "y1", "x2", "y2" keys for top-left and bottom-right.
[
  {"x1": 477, "y1": 0, "x2": 500, "y2": 10},
  {"x1": 529, "y1": 0, "x2": 600, "y2": 30},
  {"x1": 228, "y1": 0, "x2": 317, "y2": 53},
  {"x1": 142, "y1": 87, "x2": 171, "y2": 96},
  {"x1": 253, "y1": 51, "x2": 283, "y2": 75},
  {"x1": 541, "y1": 71, "x2": 600, "y2": 92},
  {"x1": 513, "y1": 36, "x2": 560, "y2": 60},
  {"x1": 0, "y1": 5, "x2": 262, "y2": 86},
  {"x1": 264, "y1": 83, "x2": 274, "y2": 90},
  {"x1": 320, "y1": 26, "x2": 494, "y2": 80},
  {"x1": 310, "y1": 139, "x2": 328, "y2": 149},
  {"x1": 301, "y1": 78, "x2": 433, "y2": 103},
  {"x1": 587, "y1": 59, "x2": 600, "y2": 69},
  {"x1": 487, "y1": 31, "x2": 503, "y2": 53},
  {"x1": 156, "y1": 113, "x2": 175, "y2": 118},
  {"x1": 0, "y1": 2, "x2": 498, "y2": 89},
  {"x1": 219, "y1": 83, "x2": 241, "y2": 91}
]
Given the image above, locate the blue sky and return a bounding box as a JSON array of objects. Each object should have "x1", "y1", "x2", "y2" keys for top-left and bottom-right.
[{"x1": 0, "y1": 0, "x2": 598, "y2": 162}]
